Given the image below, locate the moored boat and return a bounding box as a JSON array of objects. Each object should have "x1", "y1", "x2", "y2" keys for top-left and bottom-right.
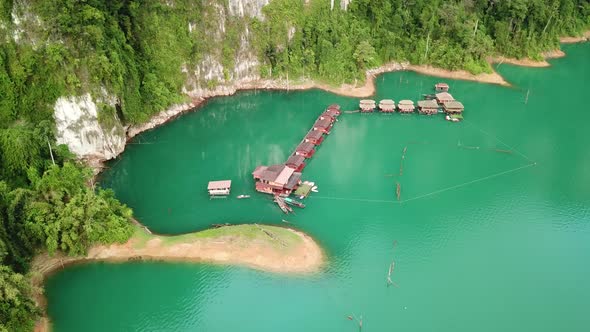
[{"x1": 284, "y1": 197, "x2": 305, "y2": 208}]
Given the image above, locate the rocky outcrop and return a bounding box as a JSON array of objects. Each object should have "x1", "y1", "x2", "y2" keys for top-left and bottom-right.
[
  {"x1": 8, "y1": 0, "x2": 43, "y2": 45},
  {"x1": 53, "y1": 0, "x2": 267, "y2": 162},
  {"x1": 54, "y1": 94, "x2": 126, "y2": 161},
  {"x1": 228, "y1": 0, "x2": 270, "y2": 19}
]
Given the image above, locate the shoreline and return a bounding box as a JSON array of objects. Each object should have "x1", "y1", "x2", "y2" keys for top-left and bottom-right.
[
  {"x1": 119, "y1": 45, "x2": 580, "y2": 155},
  {"x1": 84, "y1": 31, "x2": 590, "y2": 172},
  {"x1": 559, "y1": 30, "x2": 590, "y2": 43},
  {"x1": 33, "y1": 224, "x2": 324, "y2": 332}
]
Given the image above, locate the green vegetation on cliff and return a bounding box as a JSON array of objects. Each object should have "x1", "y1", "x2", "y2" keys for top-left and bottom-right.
[
  {"x1": 255, "y1": 0, "x2": 590, "y2": 83},
  {"x1": 0, "y1": 160, "x2": 134, "y2": 330}
]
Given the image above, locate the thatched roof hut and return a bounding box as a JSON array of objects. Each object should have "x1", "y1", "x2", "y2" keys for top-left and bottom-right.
[
  {"x1": 435, "y1": 92, "x2": 454, "y2": 104},
  {"x1": 442, "y1": 101, "x2": 464, "y2": 113},
  {"x1": 378, "y1": 99, "x2": 396, "y2": 112},
  {"x1": 359, "y1": 99, "x2": 376, "y2": 112},
  {"x1": 398, "y1": 100, "x2": 415, "y2": 113},
  {"x1": 417, "y1": 99, "x2": 439, "y2": 115}
]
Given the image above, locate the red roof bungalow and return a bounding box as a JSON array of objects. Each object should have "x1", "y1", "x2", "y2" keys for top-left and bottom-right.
[
  {"x1": 313, "y1": 118, "x2": 332, "y2": 133},
  {"x1": 318, "y1": 112, "x2": 336, "y2": 123},
  {"x1": 326, "y1": 104, "x2": 342, "y2": 116},
  {"x1": 252, "y1": 164, "x2": 302, "y2": 196},
  {"x1": 324, "y1": 108, "x2": 341, "y2": 118},
  {"x1": 435, "y1": 92, "x2": 454, "y2": 104},
  {"x1": 304, "y1": 130, "x2": 324, "y2": 145},
  {"x1": 285, "y1": 155, "x2": 306, "y2": 172},
  {"x1": 295, "y1": 142, "x2": 316, "y2": 158}
]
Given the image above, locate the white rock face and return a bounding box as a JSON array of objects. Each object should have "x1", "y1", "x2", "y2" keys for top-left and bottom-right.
[
  {"x1": 51, "y1": 0, "x2": 272, "y2": 162},
  {"x1": 341, "y1": 0, "x2": 352, "y2": 10},
  {"x1": 54, "y1": 94, "x2": 126, "y2": 160},
  {"x1": 228, "y1": 0, "x2": 270, "y2": 19},
  {"x1": 10, "y1": 0, "x2": 43, "y2": 45}
]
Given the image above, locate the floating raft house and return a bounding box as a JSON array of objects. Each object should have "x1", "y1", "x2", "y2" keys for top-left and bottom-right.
[
  {"x1": 359, "y1": 99, "x2": 376, "y2": 112},
  {"x1": 286, "y1": 155, "x2": 306, "y2": 172},
  {"x1": 207, "y1": 180, "x2": 231, "y2": 196},
  {"x1": 324, "y1": 108, "x2": 341, "y2": 118},
  {"x1": 379, "y1": 99, "x2": 396, "y2": 113},
  {"x1": 326, "y1": 104, "x2": 342, "y2": 116},
  {"x1": 417, "y1": 99, "x2": 439, "y2": 115},
  {"x1": 252, "y1": 164, "x2": 302, "y2": 196},
  {"x1": 435, "y1": 82, "x2": 449, "y2": 92},
  {"x1": 318, "y1": 111, "x2": 336, "y2": 123},
  {"x1": 398, "y1": 100, "x2": 415, "y2": 113},
  {"x1": 304, "y1": 130, "x2": 324, "y2": 145},
  {"x1": 295, "y1": 142, "x2": 316, "y2": 158},
  {"x1": 436, "y1": 92, "x2": 454, "y2": 104},
  {"x1": 442, "y1": 101, "x2": 464, "y2": 114},
  {"x1": 313, "y1": 118, "x2": 333, "y2": 133}
]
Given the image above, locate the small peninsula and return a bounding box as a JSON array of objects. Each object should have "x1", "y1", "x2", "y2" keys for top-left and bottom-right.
[{"x1": 32, "y1": 224, "x2": 324, "y2": 277}]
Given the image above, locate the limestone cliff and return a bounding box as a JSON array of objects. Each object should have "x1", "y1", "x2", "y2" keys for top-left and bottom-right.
[
  {"x1": 54, "y1": 94, "x2": 126, "y2": 161},
  {"x1": 7, "y1": 0, "x2": 352, "y2": 162},
  {"x1": 49, "y1": 0, "x2": 271, "y2": 161}
]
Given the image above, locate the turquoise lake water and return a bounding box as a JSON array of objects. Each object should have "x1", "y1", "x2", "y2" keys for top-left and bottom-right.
[{"x1": 46, "y1": 43, "x2": 590, "y2": 331}]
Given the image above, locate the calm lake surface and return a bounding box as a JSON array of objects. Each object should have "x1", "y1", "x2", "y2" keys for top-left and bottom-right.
[{"x1": 46, "y1": 43, "x2": 590, "y2": 331}]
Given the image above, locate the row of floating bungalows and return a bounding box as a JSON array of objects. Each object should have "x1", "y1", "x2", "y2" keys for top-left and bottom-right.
[
  {"x1": 251, "y1": 104, "x2": 342, "y2": 196},
  {"x1": 360, "y1": 99, "x2": 418, "y2": 113},
  {"x1": 359, "y1": 93, "x2": 464, "y2": 115}
]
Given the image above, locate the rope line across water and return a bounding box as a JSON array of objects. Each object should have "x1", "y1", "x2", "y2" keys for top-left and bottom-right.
[
  {"x1": 311, "y1": 163, "x2": 535, "y2": 205},
  {"x1": 463, "y1": 119, "x2": 536, "y2": 164}
]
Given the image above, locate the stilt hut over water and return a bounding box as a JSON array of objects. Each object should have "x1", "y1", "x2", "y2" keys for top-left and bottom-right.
[
  {"x1": 295, "y1": 142, "x2": 316, "y2": 158},
  {"x1": 359, "y1": 99, "x2": 376, "y2": 112},
  {"x1": 435, "y1": 92, "x2": 454, "y2": 104},
  {"x1": 318, "y1": 112, "x2": 336, "y2": 123},
  {"x1": 207, "y1": 180, "x2": 231, "y2": 196},
  {"x1": 442, "y1": 101, "x2": 464, "y2": 114},
  {"x1": 379, "y1": 99, "x2": 396, "y2": 113},
  {"x1": 313, "y1": 118, "x2": 333, "y2": 133},
  {"x1": 324, "y1": 108, "x2": 341, "y2": 118},
  {"x1": 305, "y1": 130, "x2": 324, "y2": 145},
  {"x1": 252, "y1": 164, "x2": 301, "y2": 196},
  {"x1": 398, "y1": 100, "x2": 415, "y2": 113},
  {"x1": 286, "y1": 155, "x2": 306, "y2": 172},
  {"x1": 417, "y1": 99, "x2": 439, "y2": 115},
  {"x1": 326, "y1": 104, "x2": 342, "y2": 116},
  {"x1": 435, "y1": 83, "x2": 449, "y2": 92}
]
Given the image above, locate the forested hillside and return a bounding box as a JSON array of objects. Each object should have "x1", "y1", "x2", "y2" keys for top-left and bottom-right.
[
  {"x1": 256, "y1": 0, "x2": 590, "y2": 82},
  {"x1": 0, "y1": 1, "x2": 588, "y2": 330}
]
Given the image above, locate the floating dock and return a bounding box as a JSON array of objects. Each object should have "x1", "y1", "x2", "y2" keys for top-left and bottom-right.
[{"x1": 252, "y1": 104, "x2": 341, "y2": 201}]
